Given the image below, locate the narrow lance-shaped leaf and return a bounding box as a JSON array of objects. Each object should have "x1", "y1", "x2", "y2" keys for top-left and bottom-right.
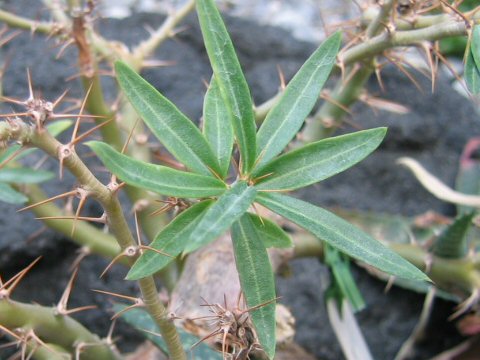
[
  {"x1": 432, "y1": 213, "x2": 475, "y2": 259},
  {"x1": 256, "y1": 192, "x2": 429, "y2": 281},
  {"x1": 0, "y1": 168, "x2": 54, "y2": 184},
  {"x1": 465, "y1": 46, "x2": 480, "y2": 94},
  {"x1": 471, "y1": 25, "x2": 480, "y2": 69},
  {"x1": 0, "y1": 183, "x2": 28, "y2": 204},
  {"x1": 115, "y1": 61, "x2": 221, "y2": 177},
  {"x1": 88, "y1": 141, "x2": 226, "y2": 198},
  {"x1": 203, "y1": 76, "x2": 234, "y2": 178},
  {"x1": 253, "y1": 128, "x2": 386, "y2": 191},
  {"x1": 113, "y1": 305, "x2": 222, "y2": 360},
  {"x1": 196, "y1": 0, "x2": 257, "y2": 174},
  {"x1": 127, "y1": 201, "x2": 213, "y2": 280},
  {"x1": 256, "y1": 31, "x2": 341, "y2": 167},
  {"x1": 456, "y1": 139, "x2": 480, "y2": 214},
  {"x1": 248, "y1": 213, "x2": 293, "y2": 248},
  {"x1": 231, "y1": 214, "x2": 276, "y2": 359},
  {"x1": 184, "y1": 181, "x2": 256, "y2": 254},
  {"x1": 324, "y1": 244, "x2": 365, "y2": 312}
]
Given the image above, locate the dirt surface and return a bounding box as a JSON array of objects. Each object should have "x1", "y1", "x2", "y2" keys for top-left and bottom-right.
[{"x1": 0, "y1": 2, "x2": 478, "y2": 359}]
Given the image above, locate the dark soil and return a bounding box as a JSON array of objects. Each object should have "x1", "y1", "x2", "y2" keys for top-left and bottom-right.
[{"x1": 0, "y1": 2, "x2": 478, "y2": 359}]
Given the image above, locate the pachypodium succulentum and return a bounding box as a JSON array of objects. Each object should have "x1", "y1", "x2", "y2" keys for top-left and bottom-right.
[{"x1": 90, "y1": 0, "x2": 428, "y2": 357}]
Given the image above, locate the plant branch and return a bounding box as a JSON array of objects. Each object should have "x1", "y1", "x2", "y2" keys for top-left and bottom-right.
[
  {"x1": 366, "y1": 0, "x2": 394, "y2": 38},
  {"x1": 132, "y1": 0, "x2": 196, "y2": 65},
  {"x1": 0, "y1": 9, "x2": 60, "y2": 34},
  {"x1": 0, "y1": 299, "x2": 120, "y2": 360}
]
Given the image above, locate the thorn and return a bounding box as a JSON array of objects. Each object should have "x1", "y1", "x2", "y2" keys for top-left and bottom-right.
[
  {"x1": 70, "y1": 83, "x2": 94, "y2": 145},
  {"x1": 56, "y1": 266, "x2": 97, "y2": 316},
  {"x1": 121, "y1": 118, "x2": 140, "y2": 154},
  {"x1": 99, "y1": 246, "x2": 137, "y2": 278},
  {"x1": 35, "y1": 215, "x2": 107, "y2": 223},
  {"x1": 251, "y1": 172, "x2": 274, "y2": 185},
  {"x1": 70, "y1": 246, "x2": 91, "y2": 271},
  {"x1": 71, "y1": 188, "x2": 89, "y2": 237},
  {"x1": 251, "y1": 203, "x2": 265, "y2": 226},
  {"x1": 0, "y1": 147, "x2": 28, "y2": 170},
  {"x1": 384, "y1": 54, "x2": 424, "y2": 93},
  {"x1": 133, "y1": 210, "x2": 142, "y2": 247},
  {"x1": 52, "y1": 89, "x2": 70, "y2": 110},
  {"x1": 70, "y1": 118, "x2": 114, "y2": 146},
  {"x1": 0, "y1": 257, "x2": 42, "y2": 299},
  {"x1": 18, "y1": 189, "x2": 77, "y2": 212},
  {"x1": 91, "y1": 289, "x2": 144, "y2": 319},
  {"x1": 320, "y1": 91, "x2": 353, "y2": 114},
  {"x1": 55, "y1": 38, "x2": 75, "y2": 59}
]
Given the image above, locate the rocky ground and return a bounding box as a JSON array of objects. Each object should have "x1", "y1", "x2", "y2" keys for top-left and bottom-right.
[{"x1": 0, "y1": 1, "x2": 478, "y2": 359}]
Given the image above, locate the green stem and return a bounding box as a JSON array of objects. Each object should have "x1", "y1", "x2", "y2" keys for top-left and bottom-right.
[
  {"x1": 17, "y1": 124, "x2": 187, "y2": 359},
  {"x1": 132, "y1": 0, "x2": 196, "y2": 66},
  {"x1": 0, "y1": 299, "x2": 120, "y2": 360},
  {"x1": 0, "y1": 9, "x2": 58, "y2": 34}
]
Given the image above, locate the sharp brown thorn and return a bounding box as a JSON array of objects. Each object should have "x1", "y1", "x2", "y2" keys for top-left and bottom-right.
[
  {"x1": 71, "y1": 193, "x2": 87, "y2": 237},
  {"x1": 52, "y1": 113, "x2": 106, "y2": 119},
  {"x1": 35, "y1": 215, "x2": 106, "y2": 223},
  {"x1": 121, "y1": 117, "x2": 140, "y2": 154},
  {"x1": 0, "y1": 96, "x2": 25, "y2": 106},
  {"x1": 0, "y1": 147, "x2": 27, "y2": 170},
  {"x1": 239, "y1": 296, "x2": 280, "y2": 315},
  {"x1": 140, "y1": 245, "x2": 174, "y2": 258},
  {"x1": 18, "y1": 189, "x2": 77, "y2": 212},
  {"x1": 52, "y1": 89, "x2": 70, "y2": 110},
  {"x1": 0, "y1": 324, "x2": 22, "y2": 341},
  {"x1": 0, "y1": 30, "x2": 20, "y2": 47},
  {"x1": 0, "y1": 257, "x2": 42, "y2": 297},
  {"x1": 99, "y1": 252, "x2": 127, "y2": 279},
  {"x1": 111, "y1": 303, "x2": 143, "y2": 320},
  {"x1": 374, "y1": 64, "x2": 385, "y2": 92},
  {"x1": 0, "y1": 112, "x2": 30, "y2": 118},
  {"x1": 71, "y1": 118, "x2": 113, "y2": 146},
  {"x1": 70, "y1": 246, "x2": 91, "y2": 271},
  {"x1": 190, "y1": 329, "x2": 223, "y2": 350},
  {"x1": 91, "y1": 289, "x2": 139, "y2": 302},
  {"x1": 71, "y1": 83, "x2": 94, "y2": 144},
  {"x1": 384, "y1": 55, "x2": 423, "y2": 93},
  {"x1": 55, "y1": 38, "x2": 75, "y2": 59},
  {"x1": 148, "y1": 204, "x2": 171, "y2": 217}
]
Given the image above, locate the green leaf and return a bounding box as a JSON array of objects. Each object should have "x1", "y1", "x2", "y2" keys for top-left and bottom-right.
[
  {"x1": 325, "y1": 244, "x2": 365, "y2": 312},
  {"x1": 203, "y1": 77, "x2": 234, "y2": 178},
  {"x1": 256, "y1": 193, "x2": 429, "y2": 281},
  {"x1": 127, "y1": 201, "x2": 213, "y2": 280},
  {"x1": 113, "y1": 304, "x2": 222, "y2": 360},
  {"x1": 196, "y1": 0, "x2": 257, "y2": 174},
  {"x1": 0, "y1": 168, "x2": 54, "y2": 184},
  {"x1": 88, "y1": 141, "x2": 226, "y2": 198},
  {"x1": 471, "y1": 25, "x2": 480, "y2": 68},
  {"x1": 0, "y1": 183, "x2": 28, "y2": 204},
  {"x1": 48, "y1": 119, "x2": 74, "y2": 137},
  {"x1": 248, "y1": 213, "x2": 293, "y2": 248},
  {"x1": 253, "y1": 128, "x2": 386, "y2": 191},
  {"x1": 115, "y1": 61, "x2": 221, "y2": 176},
  {"x1": 456, "y1": 140, "x2": 480, "y2": 214},
  {"x1": 433, "y1": 213, "x2": 474, "y2": 259},
  {"x1": 184, "y1": 181, "x2": 256, "y2": 254},
  {"x1": 465, "y1": 47, "x2": 480, "y2": 94},
  {"x1": 231, "y1": 214, "x2": 276, "y2": 359},
  {"x1": 256, "y1": 32, "x2": 341, "y2": 167}
]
